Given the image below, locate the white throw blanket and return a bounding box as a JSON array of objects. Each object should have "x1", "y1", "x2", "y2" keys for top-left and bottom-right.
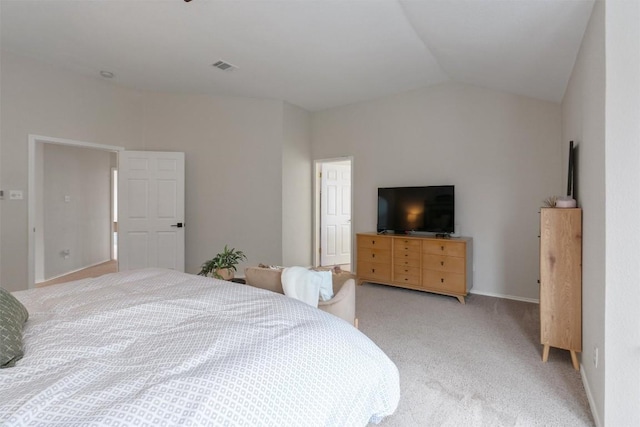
[{"x1": 281, "y1": 266, "x2": 334, "y2": 307}]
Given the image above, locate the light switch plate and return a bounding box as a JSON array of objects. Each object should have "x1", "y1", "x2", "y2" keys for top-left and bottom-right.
[{"x1": 9, "y1": 190, "x2": 23, "y2": 200}]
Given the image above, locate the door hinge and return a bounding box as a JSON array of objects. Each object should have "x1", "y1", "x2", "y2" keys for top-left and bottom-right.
[{"x1": 319, "y1": 172, "x2": 322, "y2": 178}]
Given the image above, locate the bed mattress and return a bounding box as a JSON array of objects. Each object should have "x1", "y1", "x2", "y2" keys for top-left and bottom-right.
[{"x1": 1, "y1": 268, "x2": 399, "y2": 426}]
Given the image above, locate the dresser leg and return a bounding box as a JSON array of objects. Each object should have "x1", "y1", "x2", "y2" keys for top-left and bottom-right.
[
  {"x1": 456, "y1": 295, "x2": 465, "y2": 304},
  {"x1": 570, "y1": 351, "x2": 580, "y2": 371},
  {"x1": 542, "y1": 344, "x2": 550, "y2": 362}
]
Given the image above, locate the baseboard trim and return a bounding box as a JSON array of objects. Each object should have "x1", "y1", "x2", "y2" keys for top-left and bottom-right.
[
  {"x1": 580, "y1": 365, "x2": 602, "y2": 427},
  {"x1": 469, "y1": 289, "x2": 539, "y2": 304}
]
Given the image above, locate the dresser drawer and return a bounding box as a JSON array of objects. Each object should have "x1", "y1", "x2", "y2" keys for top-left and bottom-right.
[
  {"x1": 358, "y1": 248, "x2": 391, "y2": 263},
  {"x1": 393, "y1": 271, "x2": 421, "y2": 286},
  {"x1": 423, "y1": 255, "x2": 465, "y2": 273},
  {"x1": 422, "y1": 240, "x2": 465, "y2": 257},
  {"x1": 357, "y1": 235, "x2": 392, "y2": 250},
  {"x1": 394, "y1": 256, "x2": 420, "y2": 268},
  {"x1": 393, "y1": 264, "x2": 420, "y2": 277},
  {"x1": 357, "y1": 261, "x2": 391, "y2": 281},
  {"x1": 393, "y1": 238, "x2": 421, "y2": 251},
  {"x1": 422, "y1": 270, "x2": 466, "y2": 294},
  {"x1": 394, "y1": 249, "x2": 421, "y2": 262}
]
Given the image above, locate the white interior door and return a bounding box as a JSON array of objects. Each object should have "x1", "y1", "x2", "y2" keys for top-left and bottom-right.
[
  {"x1": 320, "y1": 161, "x2": 351, "y2": 266},
  {"x1": 118, "y1": 151, "x2": 185, "y2": 272}
]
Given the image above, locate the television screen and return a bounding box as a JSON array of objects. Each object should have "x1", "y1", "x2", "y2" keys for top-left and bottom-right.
[{"x1": 377, "y1": 186, "x2": 454, "y2": 234}]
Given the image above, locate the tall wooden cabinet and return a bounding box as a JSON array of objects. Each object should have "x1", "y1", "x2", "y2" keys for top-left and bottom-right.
[
  {"x1": 539, "y1": 208, "x2": 582, "y2": 370},
  {"x1": 356, "y1": 233, "x2": 473, "y2": 303}
]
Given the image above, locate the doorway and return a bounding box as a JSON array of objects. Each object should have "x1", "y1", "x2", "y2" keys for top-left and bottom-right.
[
  {"x1": 28, "y1": 135, "x2": 124, "y2": 288},
  {"x1": 313, "y1": 157, "x2": 353, "y2": 271},
  {"x1": 111, "y1": 167, "x2": 118, "y2": 260}
]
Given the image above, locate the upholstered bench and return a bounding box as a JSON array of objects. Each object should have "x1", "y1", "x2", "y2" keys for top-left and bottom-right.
[{"x1": 244, "y1": 266, "x2": 358, "y2": 328}]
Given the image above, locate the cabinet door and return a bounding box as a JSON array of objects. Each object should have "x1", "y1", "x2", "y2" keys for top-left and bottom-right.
[{"x1": 539, "y1": 208, "x2": 582, "y2": 352}]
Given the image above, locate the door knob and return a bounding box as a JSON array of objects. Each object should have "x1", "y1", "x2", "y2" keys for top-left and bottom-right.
[{"x1": 171, "y1": 222, "x2": 184, "y2": 228}]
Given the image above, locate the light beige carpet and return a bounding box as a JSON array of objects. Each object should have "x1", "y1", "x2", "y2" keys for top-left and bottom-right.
[{"x1": 357, "y1": 283, "x2": 594, "y2": 426}]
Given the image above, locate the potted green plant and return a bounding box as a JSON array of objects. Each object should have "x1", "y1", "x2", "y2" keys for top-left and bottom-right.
[{"x1": 198, "y1": 245, "x2": 247, "y2": 280}]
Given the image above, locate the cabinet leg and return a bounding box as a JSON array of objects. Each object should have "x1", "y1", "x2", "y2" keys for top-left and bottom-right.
[
  {"x1": 456, "y1": 295, "x2": 466, "y2": 304},
  {"x1": 570, "y1": 351, "x2": 580, "y2": 371},
  {"x1": 542, "y1": 344, "x2": 550, "y2": 362}
]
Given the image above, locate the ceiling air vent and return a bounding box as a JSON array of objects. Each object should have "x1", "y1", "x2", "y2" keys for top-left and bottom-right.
[{"x1": 212, "y1": 60, "x2": 238, "y2": 72}]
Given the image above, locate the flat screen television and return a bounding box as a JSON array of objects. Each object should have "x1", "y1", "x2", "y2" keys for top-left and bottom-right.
[{"x1": 377, "y1": 185, "x2": 454, "y2": 234}]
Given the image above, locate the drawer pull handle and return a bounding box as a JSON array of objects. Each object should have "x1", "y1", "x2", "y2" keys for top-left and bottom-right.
[
  {"x1": 405, "y1": 254, "x2": 408, "y2": 257},
  {"x1": 404, "y1": 278, "x2": 408, "y2": 281},
  {"x1": 372, "y1": 240, "x2": 375, "y2": 245},
  {"x1": 372, "y1": 253, "x2": 375, "y2": 258},
  {"x1": 441, "y1": 278, "x2": 444, "y2": 283},
  {"x1": 441, "y1": 246, "x2": 444, "y2": 251},
  {"x1": 404, "y1": 269, "x2": 408, "y2": 272},
  {"x1": 372, "y1": 268, "x2": 375, "y2": 273},
  {"x1": 441, "y1": 261, "x2": 444, "y2": 266}
]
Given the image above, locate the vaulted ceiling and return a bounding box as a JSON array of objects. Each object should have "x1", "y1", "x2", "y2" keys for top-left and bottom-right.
[{"x1": 1, "y1": 0, "x2": 594, "y2": 111}]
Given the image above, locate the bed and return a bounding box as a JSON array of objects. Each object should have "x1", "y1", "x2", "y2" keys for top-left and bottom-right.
[{"x1": 0, "y1": 268, "x2": 399, "y2": 426}]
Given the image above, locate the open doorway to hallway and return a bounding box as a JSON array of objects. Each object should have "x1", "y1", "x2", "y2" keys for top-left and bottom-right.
[
  {"x1": 29, "y1": 135, "x2": 122, "y2": 288},
  {"x1": 314, "y1": 157, "x2": 353, "y2": 272}
]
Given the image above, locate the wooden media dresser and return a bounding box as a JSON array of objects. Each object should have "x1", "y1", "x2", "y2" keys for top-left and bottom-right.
[{"x1": 356, "y1": 232, "x2": 473, "y2": 303}]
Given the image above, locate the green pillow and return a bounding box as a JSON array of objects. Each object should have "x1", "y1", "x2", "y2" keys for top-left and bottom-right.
[{"x1": 0, "y1": 287, "x2": 29, "y2": 368}]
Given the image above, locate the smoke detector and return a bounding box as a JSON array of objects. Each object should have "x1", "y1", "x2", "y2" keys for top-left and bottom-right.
[{"x1": 212, "y1": 60, "x2": 238, "y2": 72}]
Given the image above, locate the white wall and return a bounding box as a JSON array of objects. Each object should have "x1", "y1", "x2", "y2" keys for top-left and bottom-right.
[
  {"x1": 282, "y1": 103, "x2": 312, "y2": 266},
  {"x1": 0, "y1": 52, "x2": 143, "y2": 291},
  {"x1": 561, "y1": 0, "x2": 605, "y2": 422},
  {"x1": 312, "y1": 82, "x2": 562, "y2": 300},
  {"x1": 0, "y1": 5, "x2": 2, "y2": 285},
  {"x1": 138, "y1": 91, "x2": 285, "y2": 275},
  {"x1": 563, "y1": 1, "x2": 640, "y2": 424},
  {"x1": 0, "y1": 52, "x2": 315, "y2": 290},
  {"x1": 42, "y1": 144, "x2": 112, "y2": 279},
  {"x1": 603, "y1": 0, "x2": 640, "y2": 425}
]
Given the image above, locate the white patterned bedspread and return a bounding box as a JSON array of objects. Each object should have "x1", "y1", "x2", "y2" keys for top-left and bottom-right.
[{"x1": 1, "y1": 269, "x2": 399, "y2": 426}]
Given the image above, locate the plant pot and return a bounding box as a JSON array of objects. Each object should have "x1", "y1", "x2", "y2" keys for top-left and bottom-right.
[{"x1": 216, "y1": 268, "x2": 234, "y2": 281}]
